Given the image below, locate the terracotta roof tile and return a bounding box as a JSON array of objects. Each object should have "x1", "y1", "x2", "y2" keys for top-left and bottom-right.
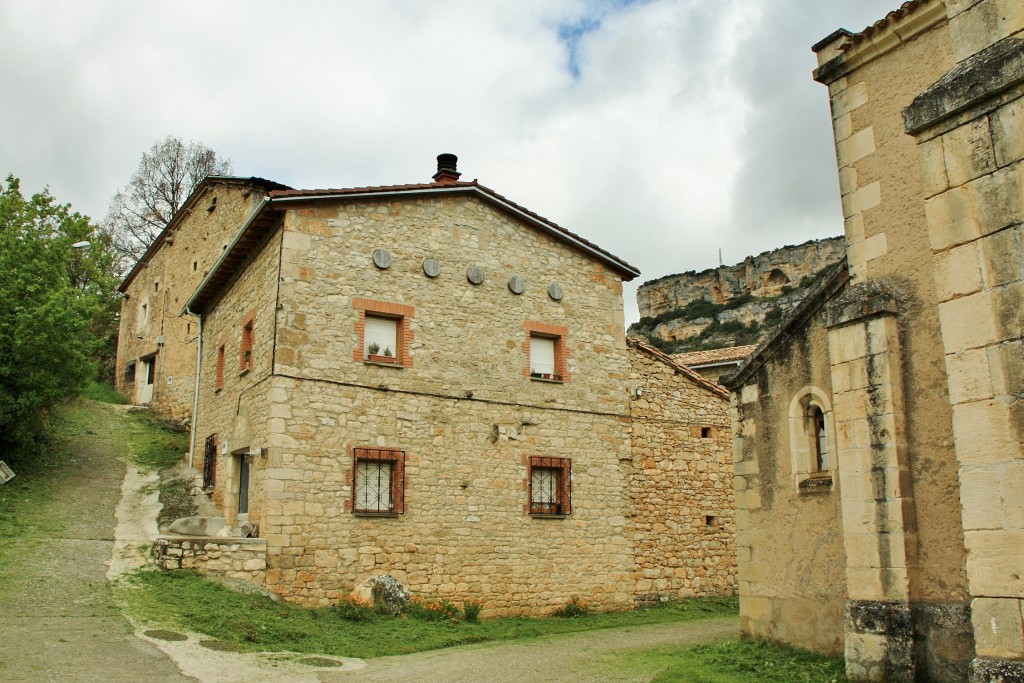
[
  {"x1": 846, "y1": 1, "x2": 931, "y2": 48},
  {"x1": 672, "y1": 345, "x2": 758, "y2": 368}
]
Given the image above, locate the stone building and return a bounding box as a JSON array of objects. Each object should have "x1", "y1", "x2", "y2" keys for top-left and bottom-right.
[
  {"x1": 115, "y1": 176, "x2": 288, "y2": 419},
  {"x1": 673, "y1": 345, "x2": 757, "y2": 384},
  {"x1": 170, "y1": 155, "x2": 736, "y2": 615},
  {"x1": 723, "y1": 1, "x2": 1023, "y2": 681}
]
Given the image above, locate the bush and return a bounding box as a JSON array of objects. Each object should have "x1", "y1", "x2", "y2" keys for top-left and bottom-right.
[
  {"x1": 335, "y1": 595, "x2": 376, "y2": 622},
  {"x1": 80, "y1": 381, "x2": 128, "y2": 404},
  {"x1": 405, "y1": 597, "x2": 462, "y2": 622},
  {"x1": 553, "y1": 596, "x2": 589, "y2": 618},
  {"x1": 463, "y1": 600, "x2": 482, "y2": 623}
]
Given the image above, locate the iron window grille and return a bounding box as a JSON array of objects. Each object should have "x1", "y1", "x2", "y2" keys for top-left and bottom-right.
[
  {"x1": 529, "y1": 456, "x2": 571, "y2": 515},
  {"x1": 352, "y1": 447, "x2": 405, "y2": 514},
  {"x1": 203, "y1": 433, "x2": 218, "y2": 489}
]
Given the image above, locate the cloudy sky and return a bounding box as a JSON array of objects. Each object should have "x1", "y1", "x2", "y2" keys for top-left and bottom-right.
[{"x1": 0, "y1": 0, "x2": 901, "y2": 322}]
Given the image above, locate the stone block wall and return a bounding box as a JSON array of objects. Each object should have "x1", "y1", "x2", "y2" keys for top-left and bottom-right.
[
  {"x1": 116, "y1": 180, "x2": 270, "y2": 420},
  {"x1": 153, "y1": 536, "x2": 267, "y2": 584},
  {"x1": 904, "y1": 6, "x2": 1024, "y2": 677},
  {"x1": 627, "y1": 341, "x2": 736, "y2": 602}
]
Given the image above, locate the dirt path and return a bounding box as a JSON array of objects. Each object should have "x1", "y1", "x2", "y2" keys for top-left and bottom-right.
[
  {"x1": 319, "y1": 617, "x2": 738, "y2": 683},
  {"x1": 0, "y1": 402, "x2": 193, "y2": 682}
]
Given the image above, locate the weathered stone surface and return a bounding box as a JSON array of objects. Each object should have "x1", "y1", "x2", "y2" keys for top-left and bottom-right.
[{"x1": 369, "y1": 575, "x2": 410, "y2": 615}]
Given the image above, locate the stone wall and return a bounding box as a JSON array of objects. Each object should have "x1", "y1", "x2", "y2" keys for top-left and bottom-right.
[
  {"x1": 115, "y1": 179, "x2": 271, "y2": 420},
  {"x1": 153, "y1": 536, "x2": 267, "y2": 584},
  {"x1": 627, "y1": 340, "x2": 736, "y2": 603},
  {"x1": 728, "y1": 270, "x2": 850, "y2": 656},
  {"x1": 637, "y1": 237, "x2": 845, "y2": 319},
  {"x1": 904, "y1": 3, "x2": 1024, "y2": 678}
]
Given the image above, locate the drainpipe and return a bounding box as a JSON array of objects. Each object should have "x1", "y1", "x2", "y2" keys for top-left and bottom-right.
[{"x1": 186, "y1": 308, "x2": 202, "y2": 469}]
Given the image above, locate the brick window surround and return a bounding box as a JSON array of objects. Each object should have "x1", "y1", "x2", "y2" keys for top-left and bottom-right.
[
  {"x1": 347, "y1": 446, "x2": 406, "y2": 515},
  {"x1": 352, "y1": 298, "x2": 414, "y2": 367},
  {"x1": 525, "y1": 456, "x2": 572, "y2": 516},
  {"x1": 215, "y1": 342, "x2": 226, "y2": 388},
  {"x1": 522, "y1": 321, "x2": 570, "y2": 382},
  {"x1": 239, "y1": 309, "x2": 256, "y2": 372}
]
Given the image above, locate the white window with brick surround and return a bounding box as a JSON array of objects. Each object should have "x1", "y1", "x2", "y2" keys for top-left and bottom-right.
[
  {"x1": 364, "y1": 316, "x2": 398, "y2": 360},
  {"x1": 530, "y1": 335, "x2": 556, "y2": 376}
]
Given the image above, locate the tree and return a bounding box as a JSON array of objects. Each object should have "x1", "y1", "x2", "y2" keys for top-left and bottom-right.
[
  {"x1": 105, "y1": 135, "x2": 232, "y2": 268},
  {"x1": 0, "y1": 175, "x2": 118, "y2": 459}
]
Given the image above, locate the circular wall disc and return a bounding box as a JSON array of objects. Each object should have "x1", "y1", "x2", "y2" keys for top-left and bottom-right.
[
  {"x1": 548, "y1": 282, "x2": 564, "y2": 301},
  {"x1": 508, "y1": 275, "x2": 525, "y2": 294},
  {"x1": 422, "y1": 257, "x2": 441, "y2": 278},
  {"x1": 467, "y1": 265, "x2": 485, "y2": 285},
  {"x1": 372, "y1": 249, "x2": 392, "y2": 269}
]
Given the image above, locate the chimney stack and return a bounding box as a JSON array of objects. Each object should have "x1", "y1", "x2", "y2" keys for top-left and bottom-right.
[{"x1": 432, "y1": 153, "x2": 461, "y2": 184}]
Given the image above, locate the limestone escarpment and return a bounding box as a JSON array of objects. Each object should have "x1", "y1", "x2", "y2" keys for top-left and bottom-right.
[{"x1": 631, "y1": 237, "x2": 845, "y2": 352}]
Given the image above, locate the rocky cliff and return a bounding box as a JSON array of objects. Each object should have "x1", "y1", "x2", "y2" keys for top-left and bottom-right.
[
  {"x1": 630, "y1": 237, "x2": 845, "y2": 353},
  {"x1": 637, "y1": 237, "x2": 845, "y2": 319}
]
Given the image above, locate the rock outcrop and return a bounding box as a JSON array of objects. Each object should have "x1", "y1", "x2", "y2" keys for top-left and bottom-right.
[{"x1": 637, "y1": 237, "x2": 845, "y2": 319}]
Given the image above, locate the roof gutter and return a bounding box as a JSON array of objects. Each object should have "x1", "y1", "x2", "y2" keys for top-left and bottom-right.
[{"x1": 186, "y1": 307, "x2": 202, "y2": 469}]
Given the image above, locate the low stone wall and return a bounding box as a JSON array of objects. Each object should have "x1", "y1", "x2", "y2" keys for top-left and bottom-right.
[{"x1": 153, "y1": 536, "x2": 267, "y2": 585}]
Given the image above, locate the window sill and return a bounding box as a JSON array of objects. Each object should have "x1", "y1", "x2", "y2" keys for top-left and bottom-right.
[
  {"x1": 529, "y1": 513, "x2": 570, "y2": 519},
  {"x1": 239, "y1": 367, "x2": 251, "y2": 377},
  {"x1": 214, "y1": 386, "x2": 223, "y2": 394},
  {"x1": 352, "y1": 511, "x2": 402, "y2": 518},
  {"x1": 798, "y1": 473, "x2": 834, "y2": 493},
  {"x1": 530, "y1": 375, "x2": 565, "y2": 383},
  {"x1": 364, "y1": 359, "x2": 404, "y2": 368}
]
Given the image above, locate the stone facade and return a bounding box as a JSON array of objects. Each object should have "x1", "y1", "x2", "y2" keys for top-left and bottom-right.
[
  {"x1": 627, "y1": 338, "x2": 737, "y2": 602},
  {"x1": 725, "y1": 1, "x2": 1024, "y2": 681},
  {"x1": 175, "y1": 159, "x2": 737, "y2": 616},
  {"x1": 114, "y1": 177, "x2": 286, "y2": 420}
]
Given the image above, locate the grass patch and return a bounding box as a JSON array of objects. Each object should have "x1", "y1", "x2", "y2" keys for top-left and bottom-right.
[
  {"x1": 118, "y1": 570, "x2": 737, "y2": 659},
  {"x1": 123, "y1": 410, "x2": 189, "y2": 471},
  {"x1": 80, "y1": 381, "x2": 129, "y2": 404},
  {"x1": 606, "y1": 639, "x2": 848, "y2": 683}
]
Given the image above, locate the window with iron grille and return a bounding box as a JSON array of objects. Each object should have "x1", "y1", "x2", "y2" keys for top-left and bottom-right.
[
  {"x1": 529, "y1": 456, "x2": 571, "y2": 515},
  {"x1": 124, "y1": 361, "x2": 136, "y2": 384},
  {"x1": 203, "y1": 434, "x2": 218, "y2": 489},
  {"x1": 352, "y1": 447, "x2": 405, "y2": 514}
]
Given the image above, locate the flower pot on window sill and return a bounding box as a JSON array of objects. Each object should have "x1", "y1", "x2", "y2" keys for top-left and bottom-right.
[
  {"x1": 367, "y1": 354, "x2": 399, "y2": 364},
  {"x1": 530, "y1": 372, "x2": 562, "y2": 382}
]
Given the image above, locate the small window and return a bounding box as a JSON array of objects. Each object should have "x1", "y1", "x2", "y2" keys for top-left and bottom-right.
[
  {"x1": 207, "y1": 197, "x2": 218, "y2": 213},
  {"x1": 810, "y1": 405, "x2": 828, "y2": 472},
  {"x1": 240, "y1": 312, "x2": 255, "y2": 372},
  {"x1": 216, "y1": 344, "x2": 226, "y2": 388},
  {"x1": 154, "y1": 281, "x2": 160, "y2": 292},
  {"x1": 351, "y1": 447, "x2": 405, "y2": 515},
  {"x1": 193, "y1": 261, "x2": 198, "y2": 271},
  {"x1": 528, "y1": 456, "x2": 571, "y2": 516},
  {"x1": 203, "y1": 434, "x2": 218, "y2": 489},
  {"x1": 523, "y1": 322, "x2": 569, "y2": 382},
  {"x1": 124, "y1": 361, "x2": 136, "y2": 384},
  {"x1": 352, "y1": 298, "x2": 415, "y2": 367},
  {"x1": 700, "y1": 427, "x2": 712, "y2": 439},
  {"x1": 364, "y1": 315, "x2": 399, "y2": 362}
]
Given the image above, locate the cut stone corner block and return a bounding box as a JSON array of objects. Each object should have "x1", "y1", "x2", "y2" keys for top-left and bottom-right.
[{"x1": 844, "y1": 600, "x2": 916, "y2": 682}]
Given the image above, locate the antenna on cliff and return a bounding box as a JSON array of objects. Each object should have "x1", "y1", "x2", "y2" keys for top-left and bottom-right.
[{"x1": 719, "y1": 248, "x2": 723, "y2": 266}]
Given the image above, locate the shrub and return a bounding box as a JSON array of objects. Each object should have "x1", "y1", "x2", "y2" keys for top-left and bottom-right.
[
  {"x1": 463, "y1": 600, "x2": 482, "y2": 623},
  {"x1": 335, "y1": 595, "x2": 376, "y2": 622},
  {"x1": 553, "y1": 596, "x2": 589, "y2": 618},
  {"x1": 405, "y1": 597, "x2": 462, "y2": 622}
]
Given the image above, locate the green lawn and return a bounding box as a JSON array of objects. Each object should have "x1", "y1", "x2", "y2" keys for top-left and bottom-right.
[{"x1": 118, "y1": 569, "x2": 738, "y2": 659}]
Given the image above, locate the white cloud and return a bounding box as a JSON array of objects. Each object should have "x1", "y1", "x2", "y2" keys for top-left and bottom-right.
[{"x1": 0, "y1": 0, "x2": 907, "y2": 322}]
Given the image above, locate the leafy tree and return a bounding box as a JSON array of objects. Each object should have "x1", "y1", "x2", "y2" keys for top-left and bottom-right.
[
  {"x1": 0, "y1": 175, "x2": 117, "y2": 459},
  {"x1": 105, "y1": 135, "x2": 232, "y2": 268}
]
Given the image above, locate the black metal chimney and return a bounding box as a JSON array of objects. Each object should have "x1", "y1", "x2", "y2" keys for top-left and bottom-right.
[{"x1": 432, "y1": 153, "x2": 461, "y2": 184}]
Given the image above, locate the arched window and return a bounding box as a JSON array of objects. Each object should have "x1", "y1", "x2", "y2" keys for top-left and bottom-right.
[{"x1": 788, "y1": 387, "x2": 835, "y2": 493}]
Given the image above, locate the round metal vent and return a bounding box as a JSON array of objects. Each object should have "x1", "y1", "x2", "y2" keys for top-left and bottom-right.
[
  {"x1": 467, "y1": 266, "x2": 485, "y2": 285},
  {"x1": 548, "y1": 282, "x2": 564, "y2": 301},
  {"x1": 372, "y1": 249, "x2": 392, "y2": 269},
  {"x1": 422, "y1": 257, "x2": 441, "y2": 278},
  {"x1": 508, "y1": 275, "x2": 525, "y2": 295}
]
